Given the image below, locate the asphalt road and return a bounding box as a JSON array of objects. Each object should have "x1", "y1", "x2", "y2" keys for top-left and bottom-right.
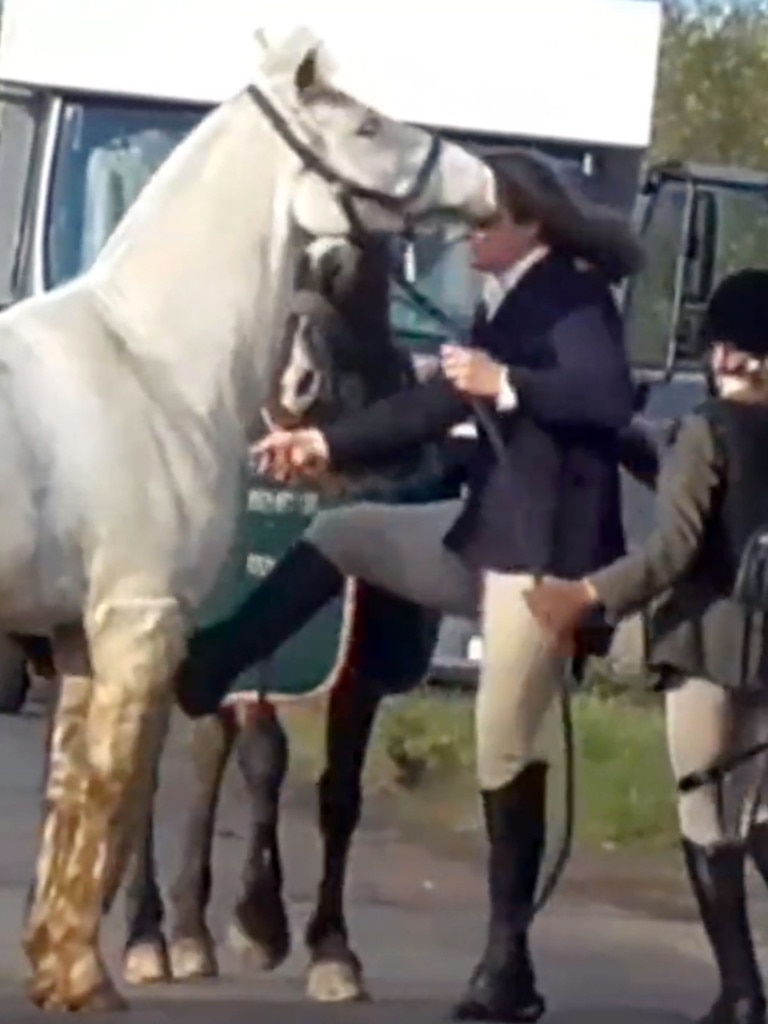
[{"x1": 0, "y1": 687, "x2": 732, "y2": 1023}]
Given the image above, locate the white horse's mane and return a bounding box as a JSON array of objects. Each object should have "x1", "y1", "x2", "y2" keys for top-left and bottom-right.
[{"x1": 0, "y1": 24, "x2": 495, "y2": 632}]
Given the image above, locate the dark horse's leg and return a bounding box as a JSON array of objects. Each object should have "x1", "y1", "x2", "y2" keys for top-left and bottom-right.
[
  {"x1": 122, "y1": 764, "x2": 171, "y2": 984},
  {"x1": 165, "y1": 712, "x2": 237, "y2": 980},
  {"x1": 304, "y1": 671, "x2": 381, "y2": 1002},
  {"x1": 302, "y1": 576, "x2": 439, "y2": 1003},
  {"x1": 227, "y1": 698, "x2": 292, "y2": 970}
]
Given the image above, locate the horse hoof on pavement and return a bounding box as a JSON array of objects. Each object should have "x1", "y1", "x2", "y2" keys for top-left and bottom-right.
[
  {"x1": 228, "y1": 917, "x2": 291, "y2": 972},
  {"x1": 27, "y1": 973, "x2": 129, "y2": 1013},
  {"x1": 122, "y1": 940, "x2": 171, "y2": 986},
  {"x1": 306, "y1": 956, "x2": 370, "y2": 1003},
  {"x1": 169, "y1": 935, "x2": 219, "y2": 980}
]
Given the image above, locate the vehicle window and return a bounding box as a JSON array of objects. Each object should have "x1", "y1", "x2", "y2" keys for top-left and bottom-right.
[
  {"x1": 45, "y1": 98, "x2": 203, "y2": 288},
  {"x1": 713, "y1": 186, "x2": 768, "y2": 278},
  {"x1": 389, "y1": 152, "x2": 589, "y2": 356},
  {"x1": 623, "y1": 177, "x2": 768, "y2": 373}
]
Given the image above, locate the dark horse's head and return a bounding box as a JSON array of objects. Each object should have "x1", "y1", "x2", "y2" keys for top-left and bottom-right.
[{"x1": 263, "y1": 235, "x2": 415, "y2": 430}]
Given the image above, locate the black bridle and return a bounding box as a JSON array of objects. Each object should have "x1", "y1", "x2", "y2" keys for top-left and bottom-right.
[
  {"x1": 246, "y1": 83, "x2": 443, "y2": 237},
  {"x1": 248, "y1": 77, "x2": 575, "y2": 934}
]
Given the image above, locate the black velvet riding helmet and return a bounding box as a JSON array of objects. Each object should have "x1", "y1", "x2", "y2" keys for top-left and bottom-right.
[{"x1": 702, "y1": 269, "x2": 768, "y2": 358}]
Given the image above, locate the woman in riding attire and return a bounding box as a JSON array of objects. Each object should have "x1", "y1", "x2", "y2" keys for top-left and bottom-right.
[
  {"x1": 174, "y1": 149, "x2": 644, "y2": 1023},
  {"x1": 525, "y1": 269, "x2": 768, "y2": 1024}
]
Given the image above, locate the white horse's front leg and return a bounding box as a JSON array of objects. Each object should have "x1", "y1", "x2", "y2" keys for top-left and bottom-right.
[
  {"x1": 24, "y1": 599, "x2": 185, "y2": 1012},
  {"x1": 23, "y1": 626, "x2": 103, "y2": 1011}
]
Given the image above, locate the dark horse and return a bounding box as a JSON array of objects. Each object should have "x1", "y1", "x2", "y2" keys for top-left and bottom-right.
[{"x1": 117, "y1": 234, "x2": 456, "y2": 1001}]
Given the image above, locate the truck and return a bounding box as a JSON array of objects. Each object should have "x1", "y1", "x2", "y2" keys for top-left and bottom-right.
[{"x1": 0, "y1": 0, "x2": 680, "y2": 706}]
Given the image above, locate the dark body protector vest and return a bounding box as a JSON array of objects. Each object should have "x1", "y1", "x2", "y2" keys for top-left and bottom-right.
[
  {"x1": 677, "y1": 397, "x2": 768, "y2": 796},
  {"x1": 706, "y1": 399, "x2": 768, "y2": 619}
]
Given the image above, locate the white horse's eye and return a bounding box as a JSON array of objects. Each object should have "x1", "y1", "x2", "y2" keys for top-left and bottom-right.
[{"x1": 356, "y1": 115, "x2": 381, "y2": 139}]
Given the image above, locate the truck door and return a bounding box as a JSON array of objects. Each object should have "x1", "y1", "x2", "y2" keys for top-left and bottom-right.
[
  {"x1": 620, "y1": 163, "x2": 768, "y2": 544},
  {"x1": 0, "y1": 86, "x2": 47, "y2": 305},
  {"x1": 619, "y1": 168, "x2": 714, "y2": 543}
]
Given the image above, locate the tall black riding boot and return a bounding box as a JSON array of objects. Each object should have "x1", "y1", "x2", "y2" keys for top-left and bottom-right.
[
  {"x1": 682, "y1": 839, "x2": 766, "y2": 1024},
  {"x1": 175, "y1": 541, "x2": 343, "y2": 718},
  {"x1": 452, "y1": 762, "x2": 548, "y2": 1023}
]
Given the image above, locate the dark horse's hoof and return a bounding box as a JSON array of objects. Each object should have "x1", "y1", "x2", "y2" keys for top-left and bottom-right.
[
  {"x1": 450, "y1": 965, "x2": 546, "y2": 1023},
  {"x1": 699, "y1": 994, "x2": 767, "y2": 1024},
  {"x1": 169, "y1": 933, "x2": 219, "y2": 980},
  {"x1": 306, "y1": 953, "x2": 370, "y2": 1003},
  {"x1": 229, "y1": 890, "x2": 291, "y2": 972},
  {"x1": 122, "y1": 939, "x2": 171, "y2": 986}
]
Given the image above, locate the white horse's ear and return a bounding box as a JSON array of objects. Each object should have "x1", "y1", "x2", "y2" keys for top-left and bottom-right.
[
  {"x1": 253, "y1": 28, "x2": 270, "y2": 53},
  {"x1": 312, "y1": 42, "x2": 338, "y2": 85},
  {"x1": 295, "y1": 42, "x2": 338, "y2": 94},
  {"x1": 295, "y1": 48, "x2": 319, "y2": 93},
  {"x1": 256, "y1": 25, "x2": 327, "y2": 79}
]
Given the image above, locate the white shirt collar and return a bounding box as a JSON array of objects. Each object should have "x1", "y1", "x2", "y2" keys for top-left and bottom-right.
[{"x1": 482, "y1": 245, "x2": 550, "y2": 319}]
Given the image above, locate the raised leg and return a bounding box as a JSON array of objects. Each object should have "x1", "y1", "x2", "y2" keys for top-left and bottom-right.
[
  {"x1": 305, "y1": 674, "x2": 381, "y2": 1003},
  {"x1": 228, "y1": 699, "x2": 292, "y2": 970},
  {"x1": 167, "y1": 711, "x2": 237, "y2": 979},
  {"x1": 23, "y1": 600, "x2": 183, "y2": 1012},
  {"x1": 122, "y1": 767, "x2": 171, "y2": 985}
]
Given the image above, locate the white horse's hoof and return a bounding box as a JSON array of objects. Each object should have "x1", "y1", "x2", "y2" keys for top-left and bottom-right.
[
  {"x1": 306, "y1": 958, "x2": 370, "y2": 1003},
  {"x1": 169, "y1": 936, "x2": 218, "y2": 980},
  {"x1": 27, "y1": 973, "x2": 129, "y2": 1012},
  {"x1": 122, "y1": 941, "x2": 171, "y2": 986}
]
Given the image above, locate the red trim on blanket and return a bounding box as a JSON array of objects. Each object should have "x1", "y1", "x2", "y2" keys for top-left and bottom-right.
[{"x1": 223, "y1": 577, "x2": 369, "y2": 713}]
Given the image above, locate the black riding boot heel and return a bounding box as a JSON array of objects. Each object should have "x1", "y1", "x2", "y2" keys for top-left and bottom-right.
[
  {"x1": 175, "y1": 541, "x2": 343, "y2": 718},
  {"x1": 682, "y1": 839, "x2": 766, "y2": 1024},
  {"x1": 451, "y1": 762, "x2": 548, "y2": 1023}
]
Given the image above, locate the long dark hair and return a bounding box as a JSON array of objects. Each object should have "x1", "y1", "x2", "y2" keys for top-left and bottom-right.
[{"x1": 486, "y1": 149, "x2": 645, "y2": 284}]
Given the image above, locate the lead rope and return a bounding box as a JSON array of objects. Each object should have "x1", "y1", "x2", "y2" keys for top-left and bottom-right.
[{"x1": 389, "y1": 264, "x2": 577, "y2": 934}]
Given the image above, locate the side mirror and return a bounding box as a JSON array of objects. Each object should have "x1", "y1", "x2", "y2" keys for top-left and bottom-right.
[
  {"x1": 668, "y1": 186, "x2": 718, "y2": 367},
  {"x1": 673, "y1": 305, "x2": 707, "y2": 362}
]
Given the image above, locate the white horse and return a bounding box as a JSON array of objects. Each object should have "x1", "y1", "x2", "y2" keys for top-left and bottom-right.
[{"x1": 0, "y1": 26, "x2": 496, "y2": 1012}]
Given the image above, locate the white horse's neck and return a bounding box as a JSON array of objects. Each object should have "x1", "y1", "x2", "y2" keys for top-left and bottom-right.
[{"x1": 87, "y1": 89, "x2": 301, "y2": 443}]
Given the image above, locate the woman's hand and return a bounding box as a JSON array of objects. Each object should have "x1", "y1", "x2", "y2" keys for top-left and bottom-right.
[
  {"x1": 441, "y1": 344, "x2": 505, "y2": 400},
  {"x1": 523, "y1": 577, "x2": 600, "y2": 653},
  {"x1": 250, "y1": 428, "x2": 330, "y2": 483}
]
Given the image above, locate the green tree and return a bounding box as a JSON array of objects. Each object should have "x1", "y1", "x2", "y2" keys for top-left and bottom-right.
[{"x1": 652, "y1": 0, "x2": 768, "y2": 167}]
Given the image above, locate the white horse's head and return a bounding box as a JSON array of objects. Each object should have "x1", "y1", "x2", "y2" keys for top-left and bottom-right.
[
  {"x1": 84, "y1": 27, "x2": 497, "y2": 453},
  {"x1": 252, "y1": 27, "x2": 498, "y2": 236}
]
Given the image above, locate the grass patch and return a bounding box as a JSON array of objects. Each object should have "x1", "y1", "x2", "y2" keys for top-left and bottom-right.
[{"x1": 282, "y1": 681, "x2": 678, "y2": 852}]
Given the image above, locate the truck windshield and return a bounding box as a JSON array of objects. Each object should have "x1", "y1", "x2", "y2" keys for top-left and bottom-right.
[
  {"x1": 45, "y1": 96, "x2": 481, "y2": 353},
  {"x1": 45, "y1": 97, "x2": 204, "y2": 288},
  {"x1": 45, "y1": 100, "x2": 594, "y2": 360}
]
